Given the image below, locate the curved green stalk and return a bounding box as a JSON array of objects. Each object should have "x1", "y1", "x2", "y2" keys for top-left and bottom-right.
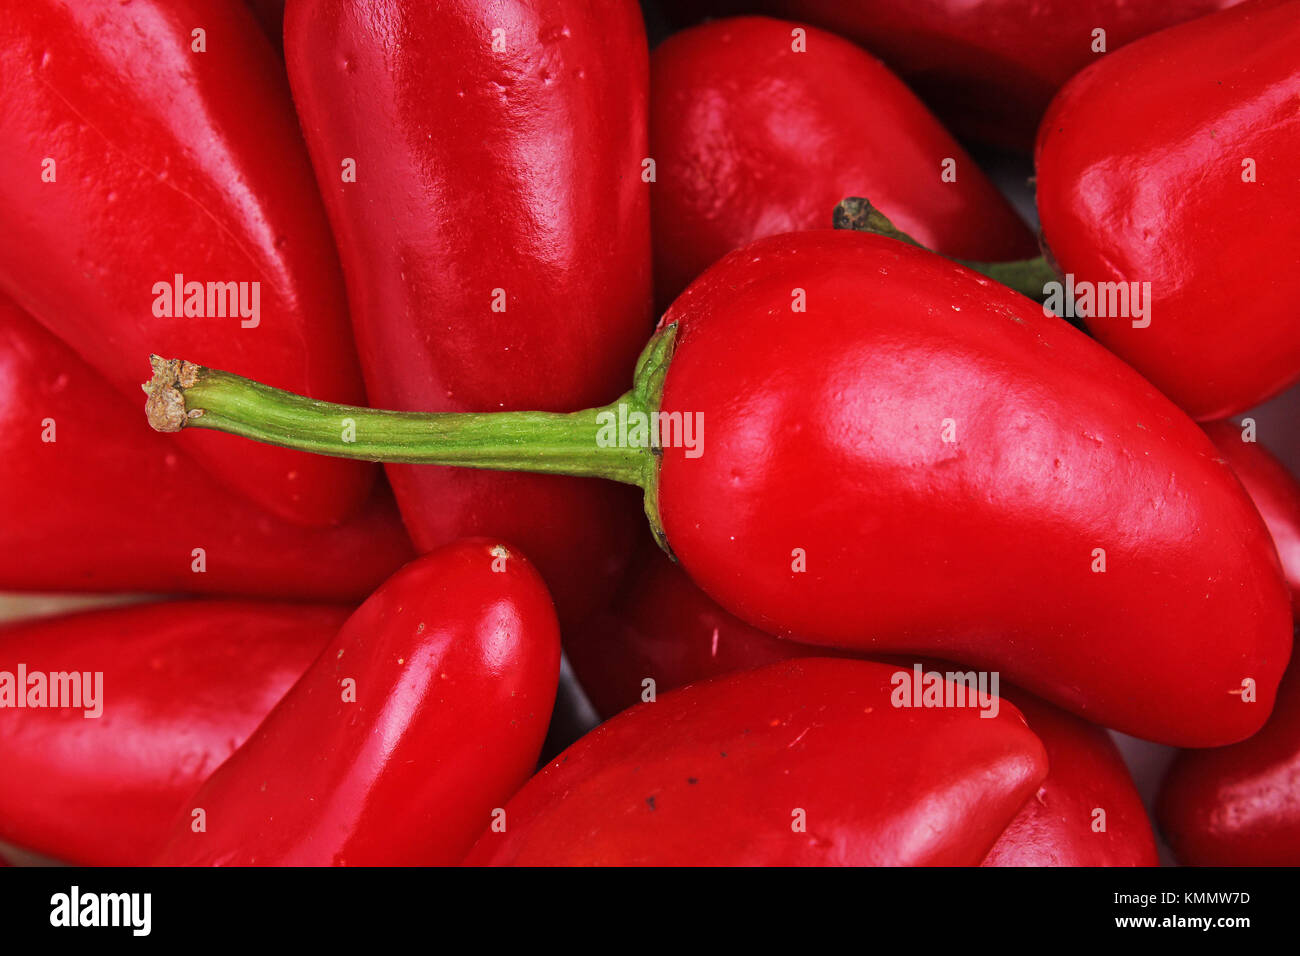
[{"x1": 143, "y1": 324, "x2": 680, "y2": 547}]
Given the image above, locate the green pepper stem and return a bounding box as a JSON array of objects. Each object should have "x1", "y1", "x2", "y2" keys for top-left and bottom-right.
[
  {"x1": 142, "y1": 324, "x2": 680, "y2": 550},
  {"x1": 146, "y1": 366, "x2": 643, "y2": 480},
  {"x1": 832, "y1": 197, "x2": 1058, "y2": 300}
]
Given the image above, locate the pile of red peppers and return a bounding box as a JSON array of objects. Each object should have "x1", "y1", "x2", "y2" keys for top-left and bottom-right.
[{"x1": 0, "y1": 0, "x2": 1298, "y2": 871}]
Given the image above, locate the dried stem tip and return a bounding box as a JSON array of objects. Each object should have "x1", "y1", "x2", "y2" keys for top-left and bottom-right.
[{"x1": 142, "y1": 355, "x2": 203, "y2": 433}]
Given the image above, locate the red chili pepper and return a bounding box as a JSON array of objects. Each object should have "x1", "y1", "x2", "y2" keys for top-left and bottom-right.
[
  {"x1": 0, "y1": 600, "x2": 346, "y2": 866},
  {"x1": 142, "y1": 230, "x2": 1294, "y2": 746},
  {"x1": 649, "y1": 15, "x2": 1036, "y2": 306},
  {"x1": 283, "y1": 0, "x2": 652, "y2": 626},
  {"x1": 0, "y1": 0, "x2": 370, "y2": 526},
  {"x1": 1157, "y1": 661, "x2": 1300, "y2": 865},
  {"x1": 740, "y1": 0, "x2": 1242, "y2": 149},
  {"x1": 653, "y1": 232, "x2": 1291, "y2": 746},
  {"x1": 566, "y1": 541, "x2": 1156, "y2": 866},
  {"x1": 153, "y1": 539, "x2": 560, "y2": 866},
  {"x1": 1035, "y1": 0, "x2": 1300, "y2": 420},
  {"x1": 0, "y1": 295, "x2": 414, "y2": 600},
  {"x1": 1202, "y1": 420, "x2": 1300, "y2": 614},
  {"x1": 464, "y1": 658, "x2": 1048, "y2": 865}
]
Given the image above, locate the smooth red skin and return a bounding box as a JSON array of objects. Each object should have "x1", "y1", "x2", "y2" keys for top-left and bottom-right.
[
  {"x1": 655, "y1": 230, "x2": 1292, "y2": 747},
  {"x1": 1035, "y1": 0, "x2": 1300, "y2": 421},
  {"x1": 1204, "y1": 420, "x2": 1300, "y2": 617},
  {"x1": 650, "y1": 16, "x2": 1036, "y2": 307},
  {"x1": 981, "y1": 696, "x2": 1157, "y2": 867},
  {"x1": 0, "y1": 0, "x2": 370, "y2": 526},
  {"x1": 285, "y1": 0, "x2": 651, "y2": 627},
  {"x1": 0, "y1": 297, "x2": 414, "y2": 600},
  {"x1": 1158, "y1": 662, "x2": 1300, "y2": 865},
  {"x1": 746, "y1": 0, "x2": 1240, "y2": 149},
  {"x1": 0, "y1": 601, "x2": 346, "y2": 866},
  {"x1": 466, "y1": 658, "x2": 1047, "y2": 866},
  {"x1": 154, "y1": 540, "x2": 561, "y2": 866},
  {"x1": 566, "y1": 542, "x2": 1157, "y2": 865}
]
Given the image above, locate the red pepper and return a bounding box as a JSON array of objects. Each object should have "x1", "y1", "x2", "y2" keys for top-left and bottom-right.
[
  {"x1": 0, "y1": 295, "x2": 414, "y2": 600},
  {"x1": 650, "y1": 15, "x2": 1036, "y2": 306},
  {"x1": 0, "y1": 0, "x2": 370, "y2": 526},
  {"x1": 741, "y1": 0, "x2": 1242, "y2": 149},
  {"x1": 1034, "y1": 0, "x2": 1300, "y2": 420},
  {"x1": 153, "y1": 539, "x2": 560, "y2": 866},
  {"x1": 0, "y1": 600, "x2": 346, "y2": 866},
  {"x1": 567, "y1": 541, "x2": 1157, "y2": 866},
  {"x1": 465, "y1": 658, "x2": 1048, "y2": 865},
  {"x1": 1157, "y1": 661, "x2": 1300, "y2": 865},
  {"x1": 283, "y1": 0, "x2": 652, "y2": 626},
  {"x1": 1202, "y1": 420, "x2": 1300, "y2": 614},
  {"x1": 143, "y1": 230, "x2": 1294, "y2": 746},
  {"x1": 653, "y1": 232, "x2": 1290, "y2": 745}
]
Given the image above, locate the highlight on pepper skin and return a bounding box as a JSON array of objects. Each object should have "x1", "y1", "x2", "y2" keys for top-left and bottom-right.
[{"x1": 0, "y1": 0, "x2": 1297, "y2": 909}]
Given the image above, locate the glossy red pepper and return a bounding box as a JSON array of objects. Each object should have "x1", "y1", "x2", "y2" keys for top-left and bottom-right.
[
  {"x1": 465, "y1": 658, "x2": 1048, "y2": 865},
  {"x1": 1157, "y1": 661, "x2": 1300, "y2": 865},
  {"x1": 1035, "y1": 0, "x2": 1300, "y2": 420},
  {"x1": 652, "y1": 232, "x2": 1291, "y2": 745},
  {"x1": 1203, "y1": 420, "x2": 1300, "y2": 615},
  {"x1": 743, "y1": 0, "x2": 1242, "y2": 149},
  {"x1": 143, "y1": 230, "x2": 1294, "y2": 746},
  {"x1": 284, "y1": 0, "x2": 651, "y2": 625},
  {"x1": 650, "y1": 16, "x2": 1036, "y2": 306},
  {"x1": 566, "y1": 541, "x2": 1157, "y2": 866},
  {"x1": 0, "y1": 0, "x2": 370, "y2": 526},
  {"x1": 0, "y1": 600, "x2": 346, "y2": 866},
  {"x1": 153, "y1": 539, "x2": 560, "y2": 866},
  {"x1": 0, "y1": 295, "x2": 414, "y2": 600}
]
